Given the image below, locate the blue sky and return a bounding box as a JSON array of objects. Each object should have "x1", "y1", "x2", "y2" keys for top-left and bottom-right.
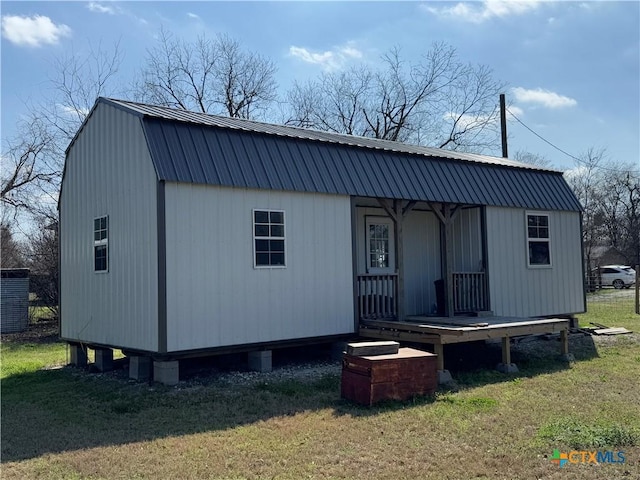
[{"x1": 1, "y1": 1, "x2": 639, "y2": 171}]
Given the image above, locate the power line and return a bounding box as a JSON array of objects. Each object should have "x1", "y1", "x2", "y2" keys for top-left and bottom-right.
[{"x1": 506, "y1": 106, "x2": 639, "y2": 174}]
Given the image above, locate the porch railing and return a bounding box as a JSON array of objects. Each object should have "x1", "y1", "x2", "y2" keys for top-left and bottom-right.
[
  {"x1": 357, "y1": 273, "x2": 398, "y2": 320},
  {"x1": 453, "y1": 272, "x2": 488, "y2": 313}
]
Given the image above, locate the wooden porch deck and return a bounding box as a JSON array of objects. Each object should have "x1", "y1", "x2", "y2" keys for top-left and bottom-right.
[{"x1": 359, "y1": 316, "x2": 570, "y2": 373}]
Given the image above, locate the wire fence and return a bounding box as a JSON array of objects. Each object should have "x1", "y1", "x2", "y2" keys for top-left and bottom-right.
[
  {"x1": 585, "y1": 286, "x2": 639, "y2": 321},
  {"x1": 584, "y1": 265, "x2": 639, "y2": 318}
]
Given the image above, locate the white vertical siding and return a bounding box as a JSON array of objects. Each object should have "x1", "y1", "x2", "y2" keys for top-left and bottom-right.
[
  {"x1": 60, "y1": 103, "x2": 158, "y2": 351},
  {"x1": 451, "y1": 208, "x2": 483, "y2": 272},
  {"x1": 164, "y1": 184, "x2": 354, "y2": 352},
  {"x1": 486, "y1": 207, "x2": 584, "y2": 317},
  {"x1": 401, "y1": 210, "x2": 441, "y2": 315}
]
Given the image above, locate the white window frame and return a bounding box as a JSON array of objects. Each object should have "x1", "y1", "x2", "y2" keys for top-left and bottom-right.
[
  {"x1": 365, "y1": 216, "x2": 395, "y2": 274},
  {"x1": 94, "y1": 215, "x2": 109, "y2": 273},
  {"x1": 253, "y1": 209, "x2": 286, "y2": 269},
  {"x1": 526, "y1": 212, "x2": 552, "y2": 268}
]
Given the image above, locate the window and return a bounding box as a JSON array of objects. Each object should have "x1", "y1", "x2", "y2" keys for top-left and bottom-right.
[
  {"x1": 526, "y1": 213, "x2": 550, "y2": 267},
  {"x1": 94, "y1": 216, "x2": 109, "y2": 272},
  {"x1": 366, "y1": 217, "x2": 395, "y2": 272},
  {"x1": 253, "y1": 210, "x2": 285, "y2": 267}
]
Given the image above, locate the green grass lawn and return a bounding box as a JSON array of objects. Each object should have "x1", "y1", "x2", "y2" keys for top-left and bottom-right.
[{"x1": 2, "y1": 294, "x2": 639, "y2": 479}]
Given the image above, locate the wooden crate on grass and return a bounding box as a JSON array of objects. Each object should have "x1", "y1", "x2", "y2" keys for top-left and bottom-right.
[{"x1": 341, "y1": 347, "x2": 437, "y2": 406}]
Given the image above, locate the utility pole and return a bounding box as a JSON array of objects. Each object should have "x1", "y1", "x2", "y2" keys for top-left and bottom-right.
[{"x1": 500, "y1": 93, "x2": 508, "y2": 158}]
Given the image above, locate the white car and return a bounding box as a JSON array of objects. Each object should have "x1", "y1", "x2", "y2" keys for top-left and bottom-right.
[{"x1": 593, "y1": 265, "x2": 636, "y2": 289}]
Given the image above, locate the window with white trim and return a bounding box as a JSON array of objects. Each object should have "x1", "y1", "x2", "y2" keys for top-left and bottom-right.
[
  {"x1": 526, "y1": 213, "x2": 551, "y2": 267},
  {"x1": 253, "y1": 210, "x2": 285, "y2": 267},
  {"x1": 365, "y1": 216, "x2": 395, "y2": 273},
  {"x1": 94, "y1": 216, "x2": 109, "y2": 272}
]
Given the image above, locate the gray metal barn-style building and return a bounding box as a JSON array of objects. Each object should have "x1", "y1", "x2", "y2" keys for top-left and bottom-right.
[{"x1": 59, "y1": 97, "x2": 584, "y2": 384}]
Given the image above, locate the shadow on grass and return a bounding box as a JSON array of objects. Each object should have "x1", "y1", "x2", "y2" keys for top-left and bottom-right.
[
  {"x1": 1, "y1": 335, "x2": 600, "y2": 462},
  {"x1": 440, "y1": 332, "x2": 600, "y2": 389}
]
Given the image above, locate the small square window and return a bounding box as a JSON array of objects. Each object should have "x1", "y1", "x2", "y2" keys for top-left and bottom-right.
[
  {"x1": 270, "y1": 211, "x2": 283, "y2": 224},
  {"x1": 254, "y1": 211, "x2": 269, "y2": 223}
]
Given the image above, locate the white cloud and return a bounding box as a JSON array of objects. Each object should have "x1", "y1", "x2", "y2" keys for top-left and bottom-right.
[
  {"x1": 1, "y1": 14, "x2": 71, "y2": 47},
  {"x1": 425, "y1": 0, "x2": 543, "y2": 23},
  {"x1": 289, "y1": 47, "x2": 336, "y2": 69},
  {"x1": 563, "y1": 165, "x2": 587, "y2": 181},
  {"x1": 289, "y1": 43, "x2": 363, "y2": 71},
  {"x1": 58, "y1": 104, "x2": 90, "y2": 118},
  {"x1": 507, "y1": 105, "x2": 525, "y2": 118},
  {"x1": 512, "y1": 87, "x2": 577, "y2": 109},
  {"x1": 443, "y1": 111, "x2": 497, "y2": 130},
  {"x1": 87, "y1": 2, "x2": 119, "y2": 15},
  {"x1": 86, "y1": 3, "x2": 147, "y2": 27},
  {"x1": 339, "y1": 46, "x2": 362, "y2": 59},
  {"x1": 187, "y1": 12, "x2": 200, "y2": 20}
]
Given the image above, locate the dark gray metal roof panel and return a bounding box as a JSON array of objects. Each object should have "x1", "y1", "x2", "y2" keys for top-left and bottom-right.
[
  {"x1": 99, "y1": 98, "x2": 581, "y2": 212},
  {"x1": 102, "y1": 97, "x2": 560, "y2": 172}
]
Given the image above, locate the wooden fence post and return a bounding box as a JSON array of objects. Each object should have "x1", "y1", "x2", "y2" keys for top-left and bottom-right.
[{"x1": 635, "y1": 264, "x2": 639, "y2": 315}]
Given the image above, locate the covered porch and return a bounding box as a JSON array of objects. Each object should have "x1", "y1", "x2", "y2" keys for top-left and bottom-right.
[{"x1": 352, "y1": 197, "x2": 489, "y2": 323}]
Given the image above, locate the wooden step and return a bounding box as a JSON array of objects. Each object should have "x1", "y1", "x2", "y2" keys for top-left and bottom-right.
[
  {"x1": 346, "y1": 341, "x2": 399, "y2": 356},
  {"x1": 593, "y1": 327, "x2": 632, "y2": 335}
]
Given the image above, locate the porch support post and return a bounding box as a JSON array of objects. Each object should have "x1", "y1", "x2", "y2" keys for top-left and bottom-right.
[
  {"x1": 559, "y1": 328, "x2": 574, "y2": 361},
  {"x1": 394, "y1": 200, "x2": 405, "y2": 322},
  {"x1": 433, "y1": 342, "x2": 452, "y2": 384},
  {"x1": 376, "y1": 198, "x2": 416, "y2": 322},
  {"x1": 501, "y1": 335, "x2": 511, "y2": 365},
  {"x1": 443, "y1": 204, "x2": 455, "y2": 317},
  {"x1": 496, "y1": 335, "x2": 519, "y2": 373},
  {"x1": 429, "y1": 202, "x2": 463, "y2": 317}
]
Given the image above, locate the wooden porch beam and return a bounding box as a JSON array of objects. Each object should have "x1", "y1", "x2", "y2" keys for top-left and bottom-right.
[
  {"x1": 450, "y1": 205, "x2": 463, "y2": 222},
  {"x1": 427, "y1": 202, "x2": 447, "y2": 225},
  {"x1": 427, "y1": 202, "x2": 468, "y2": 225},
  {"x1": 376, "y1": 198, "x2": 398, "y2": 222},
  {"x1": 402, "y1": 200, "x2": 417, "y2": 217}
]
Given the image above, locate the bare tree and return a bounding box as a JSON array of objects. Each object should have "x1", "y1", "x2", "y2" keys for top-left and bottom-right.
[
  {"x1": 285, "y1": 43, "x2": 505, "y2": 152},
  {"x1": 0, "y1": 223, "x2": 26, "y2": 268},
  {"x1": 25, "y1": 221, "x2": 59, "y2": 317},
  {"x1": 45, "y1": 40, "x2": 124, "y2": 140},
  {"x1": 600, "y1": 168, "x2": 640, "y2": 266},
  {"x1": 565, "y1": 147, "x2": 640, "y2": 289},
  {"x1": 564, "y1": 148, "x2": 607, "y2": 276},
  {"x1": 286, "y1": 66, "x2": 373, "y2": 135},
  {"x1": 512, "y1": 150, "x2": 552, "y2": 168},
  {"x1": 2, "y1": 41, "x2": 123, "y2": 319},
  {"x1": 133, "y1": 28, "x2": 278, "y2": 119},
  {"x1": 1, "y1": 118, "x2": 58, "y2": 217},
  {"x1": 1, "y1": 41, "x2": 123, "y2": 223}
]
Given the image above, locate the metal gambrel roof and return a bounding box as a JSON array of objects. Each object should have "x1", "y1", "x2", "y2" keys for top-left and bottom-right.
[{"x1": 100, "y1": 97, "x2": 582, "y2": 211}]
